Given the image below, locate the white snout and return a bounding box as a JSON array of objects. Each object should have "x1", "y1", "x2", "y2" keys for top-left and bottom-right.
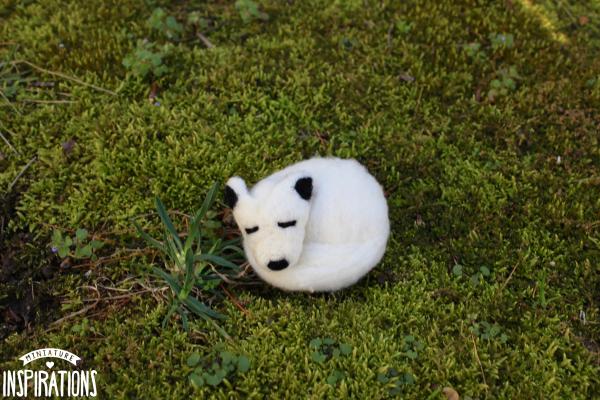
[{"x1": 244, "y1": 227, "x2": 304, "y2": 272}]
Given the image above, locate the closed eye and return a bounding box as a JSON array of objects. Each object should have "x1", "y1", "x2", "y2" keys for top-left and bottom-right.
[
  {"x1": 245, "y1": 226, "x2": 259, "y2": 234},
  {"x1": 277, "y1": 220, "x2": 296, "y2": 228}
]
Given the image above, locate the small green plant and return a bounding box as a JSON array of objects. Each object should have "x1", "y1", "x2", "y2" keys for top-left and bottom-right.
[
  {"x1": 133, "y1": 183, "x2": 244, "y2": 337},
  {"x1": 309, "y1": 338, "x2": 352, "y2": 386},
  {"x1": 147, "y1": 8, "x2": 184, "y2": 40},
  {"x1": 469, "y1": 265, "x2": 491, "y2": 285},
  {"x1": 490, "y1": 32, "x2": 515, "y2": 51},
  {"x1": 70, "y1": 318, "x2": 97, "y2": 336},
  {"x1": 585, "y1": 76, "x2": 598, "y2": 89},
  {"x1": 470, "y1": 321, "x2": 508, "y2": 343},
  {"x1": 122, "y1": 8, "x2": 183, "y2": 80},
  {"x1": 401, "y1": 335, "x2": 424, "y2": 360},
  {"x1": 51, "y1": 228, "x2": 104, "y2": 260},
  {"x1": 340, "y1": 37, "x2": 358, "y2": 51},
  {"x1": 235, "y1": 0, "x2": 268, "y2": 23},
  {"x1": 376, "y1": 367, "x2": 416, "y2": 396},
  {"x1": 187, "y1": 346, "x2": 250, "y2": 388},
  {"x1": 326, "y1": 369, "x2": 346, "y2": 386},
  {"x1": 122, "y1": 40, "x2": 171, "y2": 79},
  {"x1": 488, "y1": 66, "x2": 520, "y2": 101},
  {"x1": 452, "y1": 263, "x2": 492, "y2": 285},
  {"x1": 187, "y1": 12, "x2": 210, "y2": 31},
  {"x1": 395, "y1": 20, "x2": 413, "y2": 34},
  {"x1": 309, "y1": 338, "x2": 352, "y2": 363},
  {"x1": 463, "y1": 42, "x2": 487, "y2": 62},
  {"x1": 452, "y1": 263, "x2": 464, "y2": 277}
]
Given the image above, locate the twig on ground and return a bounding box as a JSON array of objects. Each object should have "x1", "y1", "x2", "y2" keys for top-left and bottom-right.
[
  {"x1": 95, "y1": 284, "x2": 133, "y2": 293},
  {"x1": 47, "y1": 302, "x2": 100, "y2": 330},
  {"x1": 11, "y1": 60, "x2": 117, "y2": 96},
  {"x1": 197, "y1": 32, "x2": 215, "y2": 48},
  {"x1": 209, "y1": 262, "x2": 262, "y2": 286},
  {"x1": 387, "y1": 23, "x2": 394, "y2": 48},
  {"x1": 498, "y1": 261, "x2": 521, "y2": 294},
  {"x1": 95, "y1": 275, "x2": 137, "y2": 289},
  {"x1": 0, "y1": 89, "x2": 20, "y2": 114},
  {"x1": 471, "y1": 334, "x2": 488, "y2": 389},
  {"x1": 137, "y1": 280, "x2": 170, "y2": 303},
  {"x1": 0, "y1": 127, "x2": 19, "y2": 155},
  {"x1": 209, "y1": 265, "x2": 238, "y2": 285},
  {"x1": 169, "y1": 210, "x2": 192, "y2": 219},
  {"x1": 48, "y1": 283, "x2": 169, "y2": 332},
  {"x1": 77, "y1": 287, "x2": 168, "y2": 303},
  {"x1": 8, "y1": 156, "x2": 36, "y2": 192},
  {"x1": 228, "y1": 263, "x2": 263, "y2": 286},
  {"x1": 21, "y1": 99, "x2": 74, "y2": 104},
  {"x1": 40, "y1": 221, "x2": 138, "y2": 238},
  {"x1": 222, "y1": 285, "x2": 250, "y2": 316},
  {"x1": 414, "y1": 86, "x2": 424, "y2": 115},
  {"x1": 72, "y1": 248, "x2": 157, "y2": 269}
]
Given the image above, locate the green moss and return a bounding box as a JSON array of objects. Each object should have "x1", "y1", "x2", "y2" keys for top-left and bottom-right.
[{"x1": 1, "y1": 0, "x2": 599, "y2": 398}]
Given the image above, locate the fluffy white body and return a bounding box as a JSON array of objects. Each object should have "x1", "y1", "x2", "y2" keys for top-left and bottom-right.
[{"x1": 225, "y1": 157, "x2": 389, "y2": 292}]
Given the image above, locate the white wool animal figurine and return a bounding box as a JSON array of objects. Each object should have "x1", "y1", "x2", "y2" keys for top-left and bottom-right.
[{"x1": 224, "y1": 157, "x2": 390, "y2": 292}]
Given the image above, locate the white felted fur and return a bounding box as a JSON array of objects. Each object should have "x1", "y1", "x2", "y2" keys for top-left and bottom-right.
[{"x1": 226, "y1": 157, "x2": 389, "y2": 292}]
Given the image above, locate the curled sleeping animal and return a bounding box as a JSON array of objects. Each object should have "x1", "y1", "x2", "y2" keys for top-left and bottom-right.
[{"x1": 224, "y1": 157, "x2": 389, "y2": 292}]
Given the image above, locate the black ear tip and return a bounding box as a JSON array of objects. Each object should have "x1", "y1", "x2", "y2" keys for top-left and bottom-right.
[
  {"x1": 294, "y1": 177, "x2": 312, "y2": 200},
  {"x1": 224, "y1": 185, "x2": 238, "y2": 208}
]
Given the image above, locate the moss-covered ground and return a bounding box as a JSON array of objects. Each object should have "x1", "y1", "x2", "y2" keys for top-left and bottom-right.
[{"x1": 1, "y1": 0, "x2": 599, "y2": 398}]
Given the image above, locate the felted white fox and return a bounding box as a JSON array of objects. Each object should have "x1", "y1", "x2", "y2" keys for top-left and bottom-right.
[{"x1": 224, "y1": 157, "x2": 389, "y2": 292}]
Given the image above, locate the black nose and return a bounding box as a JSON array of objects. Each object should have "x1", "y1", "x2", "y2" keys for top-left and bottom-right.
[{"x1": 267, "y1": 259, "x2": 289, "y2": 271}]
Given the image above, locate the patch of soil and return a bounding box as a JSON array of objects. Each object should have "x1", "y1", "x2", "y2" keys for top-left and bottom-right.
[{"x1": 0, "y1": 191, "x2": 60, "y2": 340}]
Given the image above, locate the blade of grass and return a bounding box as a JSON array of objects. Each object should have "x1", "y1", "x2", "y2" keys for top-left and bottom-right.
[
  {"x1": 181, "y1": 310, "x2": 189, "y2": 333},
  {"x1": 194, "y1": 182, "x2": 220, "y2": 223},
  {"x1": 208, "y1": 238, "x2": 222, "y2": 254},
  {"x1": 187, "y1": 182, "x2": 219, "y2": 251},
  {"x1": 183, "y1": 220, "x2": 199, "y2": 253},
  {"x1": 183, "y1": 296, "x2": 224, "y2": 320},
  {"x1": 155, "y1": 197, "x2": 182, "y2": 251},
  {"x1": 221, "y1": 244, "x2": 245, "y2": 258},
  {"x1": 165, "y1": 233, "x2": 182, "y2": 268},
  {"x1": 153, "y1": 267, "x2": 223, "y2": 320},
  {"x1": 162, "y1": 300, "x2": 180, "y2": 329},
  {"x1": 132, "y1": 220, "x2": 166, "y2": 252},
  {"x1": 220, "y1": 238, "x2": 242, "y2": 247},
  {"x1": 207, "y1": 318, "x2": 232, "y2": 341},
  {"x1": 196, "y1": 254, "x2": 240, "y2": 270},
  {"x1": 152, "y1": 267, "x2": 181, "y2": 293},
  {"x1": 179, "y1": 250, "x2": 196, "y2": 300}
]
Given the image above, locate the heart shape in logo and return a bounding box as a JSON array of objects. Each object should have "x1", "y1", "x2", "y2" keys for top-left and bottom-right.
[{"x1": 46, "y1": 361, "x2": 54, "y2": 369}]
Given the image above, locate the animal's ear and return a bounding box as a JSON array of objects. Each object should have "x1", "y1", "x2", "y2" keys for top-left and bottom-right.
[
  {"x1": 294, "y1": 177, "x2": 312, "y2": 201},
  {"x1": 224, "y1": 186, "x2": 238, "y2": 208},
  {"x1": 224, "y1": 176, "x2": 248, "y2": 208}
]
